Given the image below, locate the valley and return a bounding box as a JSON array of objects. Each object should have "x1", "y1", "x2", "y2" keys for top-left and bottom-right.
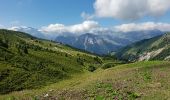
[
  {"x1": 0, "y1": 29, "x2": 170, "y2": 100},
  {"x1": 0, "y1": 29, "x2": 119, "y2": 95},
  {"x1": 1, "y1": 0, "x2": 170, "y2": 100}
]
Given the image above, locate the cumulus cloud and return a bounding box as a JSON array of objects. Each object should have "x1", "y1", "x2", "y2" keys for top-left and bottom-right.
[
  {"x1": 40, "y1": 21, "x2": 170, "y2": 35},
  {"x1": 40, "y1": 20, "x2": 99, "y2": 34},
  {"x1": 114, "y1": 22, "x2": 170, "y2": 32},
  {"x1": 40, "y1": 24, "x2": 66, "y2": 34},
  {"x1": 6, "y1": 21, "x2": 170, "y2": 38},
  {"x1": 94, "y1": 0, "x2": 170, "y2": 20}
]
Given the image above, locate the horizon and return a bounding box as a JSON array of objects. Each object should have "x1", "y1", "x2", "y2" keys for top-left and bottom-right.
[{"x1": 0, "y1": 0, "x2": 170, "y2": 35}]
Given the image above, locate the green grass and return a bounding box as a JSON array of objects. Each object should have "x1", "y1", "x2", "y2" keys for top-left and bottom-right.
[
  {"x1": 0, "y1": 29, "x2": 118, "y2": 95},
  {"x1": 1, "y1": 29, "x2": 170, "y2": 100},
  {"x1": 1, "y1": 61, "x2": 170, "y2": 100}
]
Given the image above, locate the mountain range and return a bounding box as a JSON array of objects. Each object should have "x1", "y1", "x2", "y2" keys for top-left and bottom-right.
[{"x1": 10, "y1": 26, "x2": 164, "y2": 55}]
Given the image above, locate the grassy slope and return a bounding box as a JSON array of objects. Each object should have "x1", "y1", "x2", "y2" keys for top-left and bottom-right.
[
  {"x1": 1, "y1": 61, "x2": 170, "y2": 100},
  {"x1": 0, "y1": 29, "x2": 116, "y2": 94},
  {"x1": 116, "y1": 33, "x2": 170, "y2": 61}
]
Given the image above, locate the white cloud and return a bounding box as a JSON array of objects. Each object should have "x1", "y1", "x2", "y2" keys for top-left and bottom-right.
[
  {"x1": 40, "y1": 20, "x2": 99, "y2": 34},
  {"x1": 0, "y1": 24, "x2": 4, "y2": 28},
  {"x1": 40, "y1": 21, "x2": 170, "y2": 36},
  {"x1": 94, "y1": 0, "x2": 170, "y2": 20},
  {"x1": 6, "y1": 21, "x2": 170, "y2": 39},
  {"x1": 81, "y1": 12, "x2": 94, "y2": 20},
  {"x1": 9, "y1": 26, "x2": 26, "y2": 31},
  {"x1": 40, "y1": 24, "x2": 66, "y2": 33},
  {"x1": 114, "y1": 22, "x2": 170, "y2": 32}
]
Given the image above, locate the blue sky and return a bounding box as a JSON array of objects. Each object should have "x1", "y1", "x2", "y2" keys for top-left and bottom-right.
[
  {"x1": 0, "y1": 0, "x2": 95, "y2": 27},
  {"x1": 0, "y1": 0, "x2": 170, "y2": 31}
]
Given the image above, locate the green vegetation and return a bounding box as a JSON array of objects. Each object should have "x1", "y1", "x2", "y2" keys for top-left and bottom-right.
[
  {"x1": 101, "y1": 62, "x2": 120, "y2": 69},
  {"x1": 1, "y1": 61, "x2": 170, "y2": 100},
  {"x1": 88, "y1": 65, "x2": 96, "y2": 72},
  {"x1": 152, "y1": 47, "x2": 170, "y2": 60},
  {"x1": 0, "y1": 29, "x2": 117, "y2": 94},
  {"x1": 116, "y1": 33, "x2": 170, "y2": 62},
  {"x1": 1, "y1": 29, "x2": 170, "y2": 100}
]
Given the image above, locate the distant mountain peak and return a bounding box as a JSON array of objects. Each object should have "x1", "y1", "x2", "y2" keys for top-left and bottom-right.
[{"x1": 55, "y1": 30, "x2": 164, "y2": 55}]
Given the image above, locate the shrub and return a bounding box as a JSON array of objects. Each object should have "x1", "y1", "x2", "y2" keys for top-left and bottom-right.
[
  {"x1": 94, "y1": 57, "x2": 103, "y2": 64},
  {"x1": 88, "y1": 65, "x2": 96, "y2": 72},
  {"x1": 77, "y1": 57, "x2": 84, "y2": 66},
  {"x1": 102, "y1": 63, "x2": 115, "y2": 69},
  {"x1": 0, "y1": 39, "x2": 8, "y2": 48}
]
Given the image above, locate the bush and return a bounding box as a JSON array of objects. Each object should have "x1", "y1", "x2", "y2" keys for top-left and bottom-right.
[
  {"x1": 16, "y1": 42, "x2": 29, "y2": 54},
  {"x1": 102, "y1": 63, "x2": 115, "y2": 69},
  {"x1": 88, "y1": 65, "x2": 96, "y2": 72},
  {"x1": 77, "y1": 57, "x2": 85, "y2": 66},
  {"x1": 0, "y1": 39, "x2": 8, "y2": 48},
  {"x1": 94, "y1": 57, "x2": 103, "y2": 64}
]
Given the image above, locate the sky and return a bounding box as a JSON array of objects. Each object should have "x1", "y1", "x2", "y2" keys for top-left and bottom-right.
[
  {"x1": 1, "y1": 0, "x2": 170, "y2": 33},
  {"x1": 0, "y1": 0, "x2": 95, "y2": 27}
]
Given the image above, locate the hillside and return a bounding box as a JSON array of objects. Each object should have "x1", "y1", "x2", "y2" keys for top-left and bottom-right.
[
  {"x1": 0, "y1": 29, "x2": 117, "y2": 94},
  {"x1": 115, "y1": 33, "x2": 170, "y2": 62},
  {"x1": 1, "y1": 61, "x2": 170, "y2": 100},
  {"x1": 1, "y1": 29, "x2": 170, "y2": 100}
]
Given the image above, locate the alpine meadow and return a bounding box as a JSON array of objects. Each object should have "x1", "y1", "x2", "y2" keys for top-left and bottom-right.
[{"x1": 0, "y1": 0, "x2": 170, "y2": 100}]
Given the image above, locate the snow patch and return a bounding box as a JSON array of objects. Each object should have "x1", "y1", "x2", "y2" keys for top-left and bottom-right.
[{"x1": 87, "y1": 38, "x2": 94, "y2": 44}]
